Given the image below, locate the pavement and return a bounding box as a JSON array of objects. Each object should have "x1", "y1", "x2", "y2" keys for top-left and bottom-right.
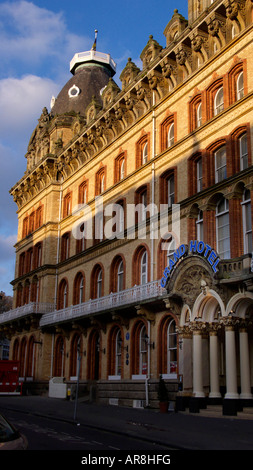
[{"x1": 0, "y1": 395, "x2": 253, "y2": 450}]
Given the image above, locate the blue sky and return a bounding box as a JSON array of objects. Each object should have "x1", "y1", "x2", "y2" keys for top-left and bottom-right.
[{"x1": 0, "y1": 0, "x2": 188, "y2": 297}]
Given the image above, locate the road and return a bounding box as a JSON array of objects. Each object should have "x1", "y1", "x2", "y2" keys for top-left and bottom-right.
[{"x1": 0, "y1": 407, "x2": 173, "y2": 451}]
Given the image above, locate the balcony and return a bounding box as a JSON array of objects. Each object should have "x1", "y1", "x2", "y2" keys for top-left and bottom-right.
[
  {"x1": 0, "y1": 302, "x2": 56, "y2": 326},
  {"x1": 40, "y1": 280, "x2": 166, "y2": 328}
]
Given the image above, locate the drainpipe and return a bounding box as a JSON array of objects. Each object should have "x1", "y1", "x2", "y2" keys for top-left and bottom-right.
[
  {"x1": 54, "y1": 184, "x2": 63, "y2": 308},
  {"x1": 151, "y1": 91, "x2": 156, "y2": 282}
]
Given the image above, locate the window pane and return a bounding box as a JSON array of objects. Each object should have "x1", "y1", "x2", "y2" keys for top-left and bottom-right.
[
  {"x1": 215, "y1": 146, "x2": 227, "y2": 182},
  {"x1": 214, "y1": 87, "x2": 224, "y2": 115},
  {"x1": 240, "y1": 134, "x2": 248, "y2": 170},
  {"x1": 237, "y1": 72, "x2": 244, "y2": 100}
]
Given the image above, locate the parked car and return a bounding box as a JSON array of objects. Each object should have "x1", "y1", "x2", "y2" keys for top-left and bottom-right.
[{"x1": 0, "y1": 413, "x2": 28, "y2": 450}]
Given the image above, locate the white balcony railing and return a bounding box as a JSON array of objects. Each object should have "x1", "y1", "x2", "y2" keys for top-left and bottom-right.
[
  {"x1": 40, "y1": 280, "x2": 166, "y2": 327},
  {"x1": 0, "y1": 302, "x2": 56, "y2": 326}
]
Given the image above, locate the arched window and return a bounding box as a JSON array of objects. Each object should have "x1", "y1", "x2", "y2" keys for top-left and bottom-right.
[
  {"x1": 54, "y1": 336, "x2": 65, "y2": 377},
  {"x1": 140, "y1": 251, "x2": 148, "y2": 285},
  {"x1": 214, "y1": 145, "x2": 227, "y2": 183},
  {"x1": 115, "y1": 329, "x2": 122, "y2": 377},
  {"x1": 214, "y1": 87, "x2": 224, "y2": 115},
  {"x1": 167, "y1": 319, "x2": 177, "y2": 376},
  {"x1": 117, "y1": 260, "x2": 124, "y2": 292},
  {"x1": 158, "y1": 316, "x2": 178, "y2": 377},
  {"x1": 196, "y1": 209, "x2": 204, "y2": 240},
  {"x1": 58, "y1": 279, "x2": 68, "y2": 310},
  {"x1": 196, "y1": 102, "x2": 202, "y2": 128},
  {"x1": 237, "y1": 71, "x2": 244, "y2": 100},
  {"x1": 216, "y1": 197, "x2": 230, "y2": 259},
  {"x1": 142, "y1": 142, "x2": 148, "y2": 165},
  {"x1": 97, "y1": 269, "x2": 102, "y2": 298},
  {"x1": 70, "y1": 334, "x2": 81, "y2": 378},
  {"x1": 26, "y1": 336, "x2": 35, "y2": 378},
  {"x1": 139, "y1": 324, "x2": 147, "y2": 375},
  {"x1": 239, "y1": 133, "x2": 248, "y2": 170},
  {"x1": 73, "y1": 273, "x2": 85, "y2": 305},
  {"x1": 120, "y1": 159, "x2": 125, "y2": 179},
  {"x1": 167, "y1": 123, "x2": 174, "y2": 147},
  {"x1": 167, "y1": 174, "x2": 175, "y2": 207},
  {"x1": 241, "y1": 189, "x2": 252, "y2": 254}
]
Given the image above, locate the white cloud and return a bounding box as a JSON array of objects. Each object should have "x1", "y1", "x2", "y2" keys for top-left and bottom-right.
[
  {"x1": 0, "y1": 1, "x2": 91, "y2": 78},
  {"x1": 0, "y1": 75, "x2": 60, "y2": 141}
]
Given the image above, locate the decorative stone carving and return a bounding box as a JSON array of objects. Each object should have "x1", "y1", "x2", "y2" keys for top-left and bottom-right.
[
  {"x1": 119, "y1": 58, "x2": 140, "y2": 90},
  {"x1": 140, "y1": 35, "x2": 163, "y2": 69}
]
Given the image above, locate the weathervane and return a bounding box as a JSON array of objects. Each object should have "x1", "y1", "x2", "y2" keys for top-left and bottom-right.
[{"x1": 91, "y1": 29, "x2": 98, "y2": 51}]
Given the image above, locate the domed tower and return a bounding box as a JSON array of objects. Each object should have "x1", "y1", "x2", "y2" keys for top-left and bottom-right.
[
  {"x1": 51, "y1": 32, "x2": 116, "y2": 116},
  {"x1": 25, "y1": 33, "x2": 117, "y2": 171}
]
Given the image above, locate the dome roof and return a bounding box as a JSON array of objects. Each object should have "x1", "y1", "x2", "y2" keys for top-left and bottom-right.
[{"x1": 51, "y1": 49, "x2": 117, "y2": 117}]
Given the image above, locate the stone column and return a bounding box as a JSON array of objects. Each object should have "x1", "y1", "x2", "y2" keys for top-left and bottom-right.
[
  {"x1": 192, "y1": 322, "x2": 205, "y2": 398},
  {"x1": 209, "y1": 325, "x2": 221, "y2": 399},
  {"x1": 239, "y1": 321, "x2": 253, "y2": 400},
  {"x1": 224, "y1": 318, "x2": 239, "y2": 399}
]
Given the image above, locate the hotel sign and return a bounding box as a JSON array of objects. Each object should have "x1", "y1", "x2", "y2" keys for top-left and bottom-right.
[{"x1": 160, "y1": 240, "x2": 220, "y2": 288}]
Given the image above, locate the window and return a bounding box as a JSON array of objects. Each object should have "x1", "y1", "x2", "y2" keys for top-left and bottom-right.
[
  {"x1": 167, "y1": 175, "x2": 175, "y2": 207},
  {"x1": 117, "y1": 260, "x2": 124, "y2": 292},
  {"x1": 120, "y1": 159, "x2": 125, "y2": 179},
  {"x1": 22, "y1": 217, "x2": 29, "y2": 238},
  {"x1": 196, "y1": 209, "x2": 204, "y2": 240},
  {"x1": 78, "y1": 181, "x2": 88, "y2": 205},
  {"x1": 94, "y1": 212, "x2": 104, "y2": 243},
  {"x1": 136, "y1": 135, "x2": 149, "y2": 168},
  {"x1": 96, "y1": 168, "x2": 106, "y2": 195},
  {"x1": 167, "y1": 319, "x2": 177, "y2": 376},
  {"x1": 61, "y1": 232, "x2": 70, "y2": 261},
  {"x1": 140, "y1": 251, "x2": 148, "y2": 285},
  {"x1": 110, "y1": 255, "x2": 125, "y2": 293},
  {"x1": 139, "y1": 325, "x2": 147, "y2": 375},
  {"x1": 135, "y1": 185, "x2": 149, "y2": 224},
  {"x1": 115, "y1": 153, "x2": 126, "y2": 183},
  {"x1": 216, "y1": 197, "x2": 230, "y2": 259},
  {"x1": 36, "y1": 206, "x2": 43, "y2": 229},
  {"x1": 97, "y1": 269, "x2": 102, "y2": 298},
  {"x1": 196, "y1": 158, "x2": 203, "y2": 192},
  {"x1": 160, "y1": 169, "x2": 176, "y2": 206},
  {"x1": 241, "y1": 189, "x2": 252, "y2": 254},
  {"x1": 196, "y1": 102, "x2": 202, "y2": 128},
  {"x1": 215, "y1": 146, "x2": 227, "y2": 183},
  {"x1": 19, "y1": 252, "x2": 26, "y2": 277},
  {"x1": 161, "y1": 116, "x2": 175, "y2": 151},
  {"x1": 63, "y1": 193, "x2": 72, "y2": 218},
  {"x1": 214, "y1": 87, "x2": 224, "y2": 115},
  {"x1": 142, "y1": 142, "x2": 148, "y2": 164},
  {"x1": 239, "y1": 133, "x2": 248, "y2": 170},
  {"x1": 167, "y1": 123, "x2": 174, "y2": 147},
  {"x1": 237, "y1": 71, "x2": 244, "y2": 100},
  {"x1": 76, "y1": 223, "x2": 86, "y2": 253},
  {"x1": 73, "y1": 272, "x2": 85, "y2": 305},
  {"x1": 26, "y1": 248, "x2": 33, "y2": 272},
  {"x1": 58, "y1": 279, "x2": 68, "y2": 310},
  {"x1": 115, "y1": 330, "x2": 122, "y2": 376},
  {"x1": 29, "y1": 212, "x2": 35, "y2": 234},
  {"x1": 34, "y1": 242, "x2": 42, "y2": 269}
]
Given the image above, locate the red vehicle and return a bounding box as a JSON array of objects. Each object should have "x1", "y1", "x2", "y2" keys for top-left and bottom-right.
[{"x1": 0, "y1": 361, "x2": 22, "y2": 395}]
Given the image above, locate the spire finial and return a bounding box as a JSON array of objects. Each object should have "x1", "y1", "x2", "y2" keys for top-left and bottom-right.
[{"x1": 91, "y1": 29, "x2": 98, "y2": 51}]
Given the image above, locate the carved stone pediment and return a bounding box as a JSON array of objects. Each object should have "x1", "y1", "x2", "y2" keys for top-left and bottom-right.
[
  {"x1": 167, "y1": 255, "x2": 216, "y2": 309},
  {"x1": 140, "y1": 35, "x2": 163, "y2": 69},
  {"x1": 101, "y1": 78, "x2": 120, "y2": 108},
  {"x1": 120, "y1": 58, "x2": 140, "y2": 90}
]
